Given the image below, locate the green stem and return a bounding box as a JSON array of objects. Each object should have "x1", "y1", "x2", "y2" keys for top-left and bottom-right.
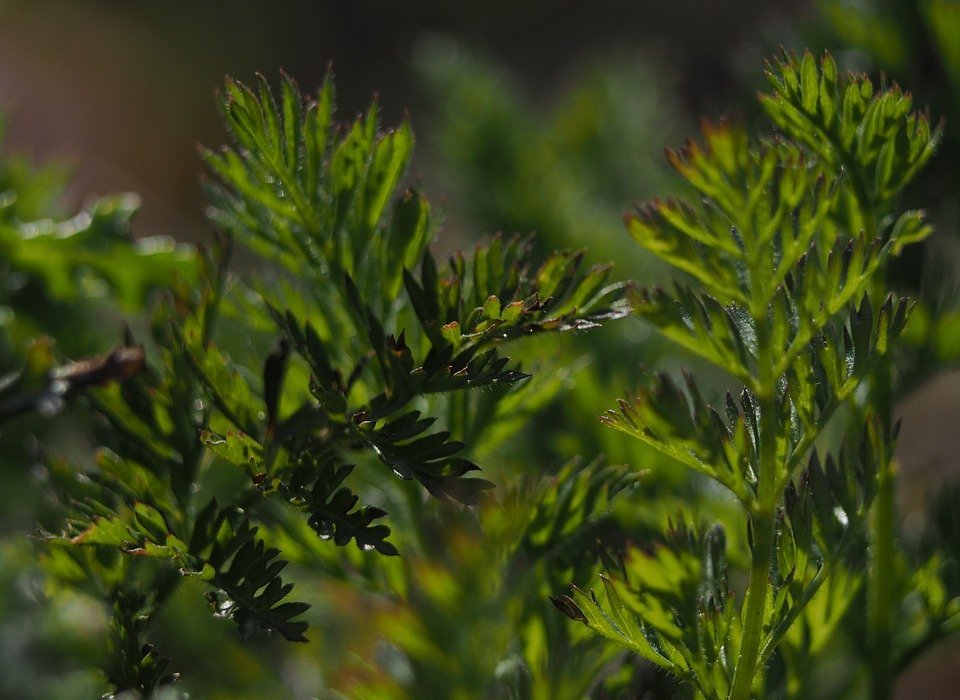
[
  {"x1": 867, "y1": 265, "x2": 895, "y2": 698},
  {"x1": 729, "y1": 507, "x2": 776, "y2": 700},
  {"x1": 868, "y1": 352, "x2": 895, "y2": 700},
  {"x1": 869, "y1": 457, "x2": 895, "y2": 700},
  {"x1": 729, "y1": 309, "x2": 779, "y2": 700}
]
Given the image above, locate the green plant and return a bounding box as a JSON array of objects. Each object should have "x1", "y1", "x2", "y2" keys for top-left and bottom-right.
[
  {"x1": 6, "y1": 46, "x2": 960, "y2": 700},
  {"x1": 32, "y1": 74, "x2": 629, "y2": 697},
  {"x1": 811, "y1": 0, "x2": 960, "y2": 395},
  {"x1": 0, "y1": 120, "x2": 195, "y2": 699},
  {"x1": 554, "y1": 51, "x2": 950, "y2": 699}
]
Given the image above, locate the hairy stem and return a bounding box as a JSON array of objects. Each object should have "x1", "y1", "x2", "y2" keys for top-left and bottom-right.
[
  {"x1": 730, "y1": 507, "x2": 775, "y2": 700},
  {"x1": 729, "y1": 306, "x2": 779, "y2": 700}
]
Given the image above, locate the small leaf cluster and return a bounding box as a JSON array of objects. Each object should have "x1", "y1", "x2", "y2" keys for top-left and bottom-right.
[
  {"x1": 555, "y1": 522, "x2": 733, "y2": 697},
  {"x1": 814, "y1": 0, "x2": 960, "y2": 410}
]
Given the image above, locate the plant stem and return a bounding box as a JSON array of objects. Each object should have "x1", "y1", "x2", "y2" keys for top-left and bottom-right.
[
  {"x1": 868, "y1": 352, "x2": 896, "y2": 699},
  {"x1": 869, "y1": 456, "x2": 895, "y2": 700},
  {"x1": 864, "y1": 248, "x2": 896, "y2": 697},
  {"x1": 729, "y1": 506, "x2": 775, "y2": 700},
  {"x1": 729, "y1": 303, "x2": 779, "y2": 700}
]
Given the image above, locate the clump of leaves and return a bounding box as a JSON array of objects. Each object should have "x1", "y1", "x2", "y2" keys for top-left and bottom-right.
[
  {"x1": 41, "y1": 73, "x2": 626, "y2": 696},
  {"x1": 554, "y1": 51, "x2": 946, "y2": 699},
  {"x1": 198, "y1": 73, "x2": 625, "y2": 536}
]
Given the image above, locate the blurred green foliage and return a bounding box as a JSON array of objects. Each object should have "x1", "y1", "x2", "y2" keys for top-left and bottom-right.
[{"x1": 0, "y1": 122, "x2": 194, "y2": 698}]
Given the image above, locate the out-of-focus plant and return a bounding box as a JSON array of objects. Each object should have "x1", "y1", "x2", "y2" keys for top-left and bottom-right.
[
  {"x1": 0, "y1": 121, "x2": 194, "y2": 699},
  {"x1": 0, "y1": 118, "x2": 192, "y2": 443},
  {"x1": 414, "y1": 38, "x2": 684, "y2": 283}
]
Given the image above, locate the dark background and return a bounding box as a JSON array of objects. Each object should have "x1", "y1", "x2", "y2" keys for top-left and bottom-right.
[{"x1": 0, "y1": 0, "x2": 805, "y2": 243}]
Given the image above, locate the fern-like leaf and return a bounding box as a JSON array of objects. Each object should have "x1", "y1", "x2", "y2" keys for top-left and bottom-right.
[
  {"x1": 356, "y1": 409, "x2": 493, "y2": 505},
  {"x1": 283, "y1": 454, "x2": 398, "y2": 556}
]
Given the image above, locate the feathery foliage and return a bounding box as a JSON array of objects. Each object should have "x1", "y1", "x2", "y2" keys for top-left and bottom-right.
[
  {"x1": 4, "y1": 44, "x2": 960, "y2": 699},
  {"x1": 555, "y1": 51, "x2": 943, "y2": 699},
  {"x1": 33, "y1": 72, "x2": 626, "y2": 696}
]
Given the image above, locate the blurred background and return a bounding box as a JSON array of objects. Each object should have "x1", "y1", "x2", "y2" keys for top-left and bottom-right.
[
  {"x1": 0, "y1": 0, "x2": 805, "y2": 242},
  {"x1": 2, "y1": 0, "x2": 960, "y2": 698}
]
